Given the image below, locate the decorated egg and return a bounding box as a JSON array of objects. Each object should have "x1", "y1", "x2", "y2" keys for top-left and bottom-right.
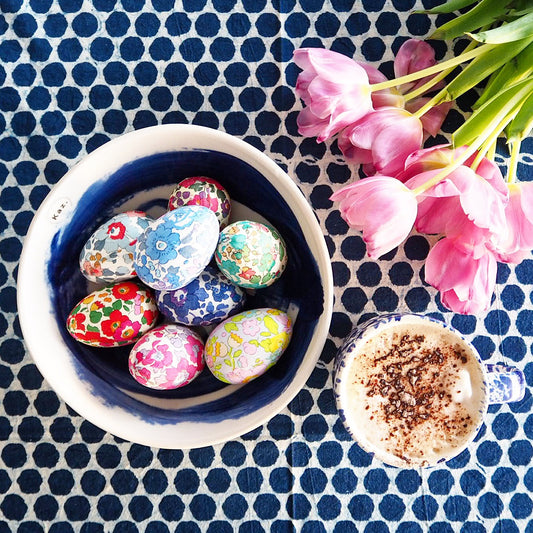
[
  {"x1": 156, "y1": 265, "x2": 246, "y2": 326},
  {"x1": 204, "y1": 308, "x2": 292, "y2": 384},
  {"x1": 215, "y1": 220, "x2": 288, "y2": 289},
  {"x1": 134, "y1": 205, "x2": 219, "y2": 291},
  {"x1": 79, "y1": 211, "x2": 152, "y2": 283},
  {"x1": 168, "y1": 176, "x2": 231, "y2": 228},
  {"x1": 66, "y1": 281, "x2": 159, "y2": 347},
  {"x1": 128, "y1": 324, "x2": 205, "y2": 390}
]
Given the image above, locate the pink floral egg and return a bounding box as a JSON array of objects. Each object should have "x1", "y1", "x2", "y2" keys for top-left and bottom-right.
[
  {"x1": 168, "y1": 176, "x2": 231, "y2": 228},
  {"x1": 204, "y1": 308, "x2": 292, "y2": 384},
  {"x1": 128, "y1": 324, "x2": 205, "y2": 390},
  {"x1": 66, "y1": 281, "x2": 159, "y2": 348}
]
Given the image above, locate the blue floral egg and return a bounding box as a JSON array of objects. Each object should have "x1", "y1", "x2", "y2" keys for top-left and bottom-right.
[
  {"x1": 79, "y1": 211, "x2": 152, "y2": 284},
  {"x1": 134, "y1": 205, "x2": 219, "y2": 291},
  {"x1": 155, "y1": 265, "x2": 246, "y2": 326}
]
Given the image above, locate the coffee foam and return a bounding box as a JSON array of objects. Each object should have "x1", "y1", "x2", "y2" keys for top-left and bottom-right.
[{"x1": 341, "y1": 320, "x2": 485, "y2": 467}]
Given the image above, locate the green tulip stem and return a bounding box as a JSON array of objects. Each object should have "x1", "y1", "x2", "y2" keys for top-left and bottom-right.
[
  {"x1": 486, "y1": 140, "x2": 497, "y2": 162},
  {"x1": 412, "y1": 89, "x2": 447, "y2": 118},
  {"x1": 370, "y1": 43, "x2": 495, "y2": 93},
  {"x1": 411, "y1": 114, "x2": 509, "y2": 197},
  {"x1": 402, "y1": 69, "x2": 449, "y2": 103},
  {"x1": 410, "y1": 147, "x2": 478, "y2": 196},
  {"x1": 470, "y1": 109, "x2": 519, "y2": 172},
  {"x1": 506, "y1": 139, "x2": 521, "y2": 184}
]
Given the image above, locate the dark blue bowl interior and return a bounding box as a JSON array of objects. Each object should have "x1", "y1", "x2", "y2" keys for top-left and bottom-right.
[{"x1": 48, "y1": 148, "x2": 325, "y2": 424}]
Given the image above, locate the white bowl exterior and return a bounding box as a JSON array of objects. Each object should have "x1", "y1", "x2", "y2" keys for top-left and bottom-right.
[{"x1": 17, "y1": 124, "x2": 333, "y2": 449}]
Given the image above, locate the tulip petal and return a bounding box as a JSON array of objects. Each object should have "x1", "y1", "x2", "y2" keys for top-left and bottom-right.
[
  {"x1": 492, "y1": 183, "x2": 533, "y2": 262},
  {"x1": 394, "y1": 39, "x2": 437, "y2": 78},
  {"x1": 405, "y1": 99, "x2": 452, "y2": 138},
  {"x1": 293, "y1": 47, "x2": 373, "y2": 142},
  {"x1": 357, "y1": 62, "x2": 388, "y2": 84},
  {"x1": 394, "y1": 39, "x2": 440, "y2": 94},
  {"x1": 339, "y1": 107, "x2": 423, "y2": 176},
  {"x1": 425, "y1": 238, "x2": 497, "y2": 314},
  {"x1": 331, "y1": 176, "x2": 418, "y2": 258},
  {"x1": 372, "y1": 115, "x2": 423, "y2": 176}
]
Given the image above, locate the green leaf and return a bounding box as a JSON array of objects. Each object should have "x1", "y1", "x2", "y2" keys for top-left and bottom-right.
[
  {"x1": 89, "y1": 311, "x2": 102, "y2": 323},
  {"x1": 443, "y1": 38, "x2": 532, "y2": 101},
  {"x1": 224, "y1": 322, "x2": 238, "y2": 333},
  {"x1": 112, "y1": 299, "x2": 122, "y2": 310},
  {"x1": 505, "y1": 92, "x2": 533, "y2": 142},
  {"x1": 473, "y1": 41, "x2": 533, "y2": 108},
  {"x1": 421, "y1": 0, "x2": 477, "y2": 14},
  {"x1": 453, "y1": 77, "x2": 533, "y2": 148},
  {"x1": 467, "y1": 12, "x2": 533, "y2": 43},
  {"x1": 431, "y1": 0, "x2": 514, "y2": 40}
]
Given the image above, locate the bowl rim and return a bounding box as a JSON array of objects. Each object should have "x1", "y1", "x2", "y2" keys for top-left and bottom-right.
[{"x1": 17, "y1": 124, "x2": 334, "y2": 449}]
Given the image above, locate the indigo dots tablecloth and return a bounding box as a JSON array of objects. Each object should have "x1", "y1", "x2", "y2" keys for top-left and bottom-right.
[{"x1": 2, "y1": 0, "x2": 533, "y2": 532}]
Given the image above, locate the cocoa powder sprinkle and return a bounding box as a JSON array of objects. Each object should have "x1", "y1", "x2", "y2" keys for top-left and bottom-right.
[{"x1": 363, "y1": 331, "x2": 473, "y2": 436}]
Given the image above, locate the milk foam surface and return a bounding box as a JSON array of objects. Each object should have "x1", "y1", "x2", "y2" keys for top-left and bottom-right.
[{"x1": 342, "y1": 321, "x2": 485, "y2": 467}]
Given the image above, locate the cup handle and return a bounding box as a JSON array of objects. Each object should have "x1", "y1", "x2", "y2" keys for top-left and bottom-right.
[{"x1": 485, "y1": 364, "x2": 526, "y2": 404}]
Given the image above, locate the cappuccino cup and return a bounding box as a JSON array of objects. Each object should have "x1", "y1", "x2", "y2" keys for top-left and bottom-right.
[{"x1": 334, "y1": 313, "x2": 525, "y2": 468}]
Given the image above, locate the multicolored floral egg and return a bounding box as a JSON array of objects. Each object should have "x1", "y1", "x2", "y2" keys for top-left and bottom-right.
[
  {"x1": 134, "y1": 205, "x2": 219, "y2": 291},
  {"x1": 155, "y1": 265, "x2": 246, "y2": 326},
  {"x1": 215, "y1": 220, "x2": 288, "y2": 289},
  {"x1": 66, "y1": 281, "x2": 159, "y2": 348},
  {"x1": 128, "y1": 324, "x2": 205, "y2": 390},
  {"x1": 168, "y1": 176, "x2": 231, "y2": 228},
  {"x1": 79, "y1": 211, "x2": 152, "y2": 283},
  {"x1": 204, "y1": 308, "x2": 292, "y2": 384}
]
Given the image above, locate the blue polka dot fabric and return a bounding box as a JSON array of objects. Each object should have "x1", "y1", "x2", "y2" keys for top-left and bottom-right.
[{"x1": 2, "y1": 0, "x2": 533, "y2": 531}]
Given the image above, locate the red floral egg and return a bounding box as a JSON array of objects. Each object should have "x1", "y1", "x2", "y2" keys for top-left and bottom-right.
[{"x1": 66, "y1": 281, "x2": 159, "y2": 347}]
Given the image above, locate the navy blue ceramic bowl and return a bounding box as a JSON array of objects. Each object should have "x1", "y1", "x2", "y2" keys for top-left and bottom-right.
[{"x1": 18, "y1": 125, "x2": 333, "y2": 448}]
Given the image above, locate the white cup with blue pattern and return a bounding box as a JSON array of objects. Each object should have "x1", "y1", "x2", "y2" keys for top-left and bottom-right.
[{"x1": 334, "y1": 313, "x2": 526, "y2": 468}]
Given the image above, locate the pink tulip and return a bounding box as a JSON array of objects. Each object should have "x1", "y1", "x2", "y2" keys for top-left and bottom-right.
[
  {"x1": 491, "y1": 182, "x2": 533, "y2": 264},
  {"x1": 425, "y1": 237, "x2": 498, "y2": 315},
  {"x1": 398, "y1": 146, "x2": 508, "y2": 250},
  {"x1": 337, "y1": 107, "x2": 423, "y2": 177},
  {"x1": 293, "y1": 48, "x2": 373, "y2": 142},
  {"x1": 394, "y1": 39, "x2": 444, "y2": 94},
  {"x1": 408, "y1": 168, "x2": 507, "y2": 247},
  {"x1": 330, "y1": 176, "x2": 418, "y2": 259}
]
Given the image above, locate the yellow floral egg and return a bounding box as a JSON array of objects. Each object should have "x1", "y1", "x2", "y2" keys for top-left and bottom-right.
[{"x1": 204, "y1": 308, "x2": 292, "y2": 384}]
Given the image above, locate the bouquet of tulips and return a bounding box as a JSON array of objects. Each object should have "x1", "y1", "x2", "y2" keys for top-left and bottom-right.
[{"x1": 293, "y1": 0, "x2": 533, "y2": 315}]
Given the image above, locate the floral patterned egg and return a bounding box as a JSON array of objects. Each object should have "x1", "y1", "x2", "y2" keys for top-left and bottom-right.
[
  {"x1": 215, "y1": 220, "x2": 288, "y2": 289},
  {"x1": 168, "y1": 176, "x2": 231, "y2": 228},
  {"x1": 66, "y1": 281, "x2": 159, "y2": 348},
  {"x1": 128, "y1": 324, "x2": 205, "y2": 390},
  {"x1": 134, "y1": 205, "x2": 219, "y2": 291},
  {"x1": 79, "y1": 211, "x2": 152, "y2": 284},
  {"x1": 204, "y1": 308, "x2": 292, "y2": 384},
  {"x1": 155, "y1": 265, "x2": 246, "y2": 326}
]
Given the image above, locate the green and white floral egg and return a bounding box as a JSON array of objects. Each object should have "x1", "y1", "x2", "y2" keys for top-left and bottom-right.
[
  {"x1": 215, "y1": 220, "x2": 287, "y2": 289},
  {"x1": 204, "y1": 308, "x2": 292, "y2": 384}
]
